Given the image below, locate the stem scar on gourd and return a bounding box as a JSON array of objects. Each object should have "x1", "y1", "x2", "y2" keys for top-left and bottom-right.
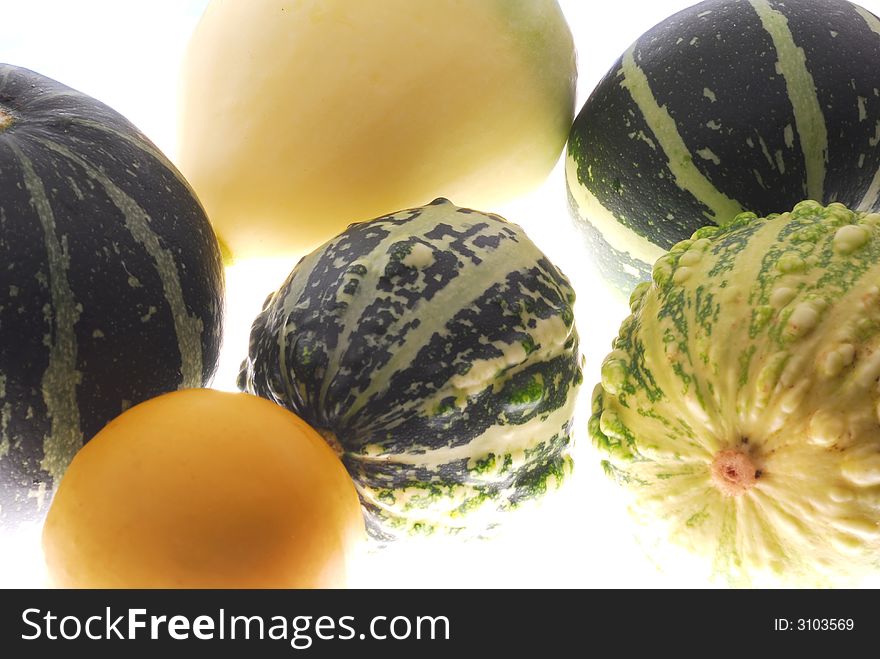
[
  {"x1": 318, "y1": 429, "x2": 346, "y2": 460},
  {"x1": 0, "y1": 106, "x2": 14, "y2": 133},
  {"x1": 711, "y1": 448, "x2": 760, "y2": 496}
]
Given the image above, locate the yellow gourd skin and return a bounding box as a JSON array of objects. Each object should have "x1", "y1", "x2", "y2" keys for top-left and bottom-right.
[
  {"x1": 42, "y1": 389, "x2": 365, "y2": 588},
  {"x1": 177, "y1": 0, "x2": 576, "y2": 261}
]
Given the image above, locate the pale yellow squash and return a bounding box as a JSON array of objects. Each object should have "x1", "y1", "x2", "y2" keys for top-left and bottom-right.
[{"x1": 177, "y1": 0, "x2": 576, "y2": 261}]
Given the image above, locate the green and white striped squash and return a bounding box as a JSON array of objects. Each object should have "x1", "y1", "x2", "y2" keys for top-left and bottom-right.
[
  {"x1": 0, "y1": 65, "x2": 224, "y2": 526},
  {"x1": 592, "y1": 200, "x2": 880, "y2": 586},
  {"x1": 567, "y1": 0, "x2": 880, "y2": 294},
  {"x1": 239, "y1": 199, "x2": 582, "y2": 540}
]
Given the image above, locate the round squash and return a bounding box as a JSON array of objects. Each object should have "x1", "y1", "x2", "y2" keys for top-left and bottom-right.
[
  {"x1": 0, "y1": 65, "x2": 224, "y2": 527},
  {"x1": 566, "y1": 0, "x2": 880, "y2": 293},
  {"x1": 178, "y1": 0, "x2": 577, "y2": 261},
  {"x1": 592, "y1": 200, "x2": 880, "y2": 586},
  {"x1": 239, "y1": 199, "x2": 583, "y2": 540},
  {"x1": 42, "y1": 389, "x2": 365, "y2": 589}
]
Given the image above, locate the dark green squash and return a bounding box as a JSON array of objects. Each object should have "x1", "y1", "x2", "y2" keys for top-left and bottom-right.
[
  {"x1": 567, "y1": 0, "x2": 880, "y2": 294},
  {"x1": 0, "y1": 64, "x2": 224, "y2": 526},
  {"x1": 239, "y1": 199, "x2": 582, "y2": 540}
]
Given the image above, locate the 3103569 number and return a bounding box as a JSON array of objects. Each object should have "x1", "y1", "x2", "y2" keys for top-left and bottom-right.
[
  {"x1": 774, "y1": 619, "x2": 854, "y2": 631},
  {"x1": 798, "y1": 619, "x2": 854, "y2": 631}
]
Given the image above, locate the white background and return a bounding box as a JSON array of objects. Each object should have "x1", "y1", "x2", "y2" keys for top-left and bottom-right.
[{"x1": 2, "y1": 0, "x2": 879, "y2": 589}]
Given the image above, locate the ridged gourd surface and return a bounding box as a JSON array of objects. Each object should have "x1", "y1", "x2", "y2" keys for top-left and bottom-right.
[{"x1": 239, "y1": 199, "x2": 582, "y2": 540}]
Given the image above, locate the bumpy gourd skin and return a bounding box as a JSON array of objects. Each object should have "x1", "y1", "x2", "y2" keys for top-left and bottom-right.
[{"x1": 592, "y1": 200, "x2": 880, "y2": 586}]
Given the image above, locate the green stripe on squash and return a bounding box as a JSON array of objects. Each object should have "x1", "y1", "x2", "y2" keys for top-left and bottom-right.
[
  {"x1": 567, "y1": 0, "x2": 880, "y2": 295},
  {"x1": 0, "y1": 64, "x2": 224, "y2": 527},
  {"x1": 239, "y1": 199, "x2": 582, "y2": 540}
]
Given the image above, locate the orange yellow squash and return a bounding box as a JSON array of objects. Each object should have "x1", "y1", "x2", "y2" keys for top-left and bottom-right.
[{"x1": 42, "y1": 389, "x2": 365, "y2": 588}]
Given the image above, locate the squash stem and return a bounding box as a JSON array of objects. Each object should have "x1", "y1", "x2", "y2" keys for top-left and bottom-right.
[
  {"x1": 317, "y1": 428, "x2": 345, "y2": 461},
  {"x1": 710, "y1": 449, "x2": 759, "y2": 496},
  {"x1": 0, "y1": 107, "x2": 13, "y2": 133}
]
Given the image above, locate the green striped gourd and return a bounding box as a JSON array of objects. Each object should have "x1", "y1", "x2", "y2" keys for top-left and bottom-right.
[
  {"x1": 0, "y1": 65, "x2": 224, "y2": 526},
  {"x1": 592, "y1": 200, "x2": 880, "y2": 585},
  {"x1": 239, "y1": 199, "x2": 582, "y2": 540},
  {"x1": 567, "y1": 0, "x2": 880, "y2": 294}
]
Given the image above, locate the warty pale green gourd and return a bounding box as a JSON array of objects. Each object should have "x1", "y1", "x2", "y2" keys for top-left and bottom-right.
[{"x1": 592, "y1": 200, "x2": 880, "y2": 585}]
